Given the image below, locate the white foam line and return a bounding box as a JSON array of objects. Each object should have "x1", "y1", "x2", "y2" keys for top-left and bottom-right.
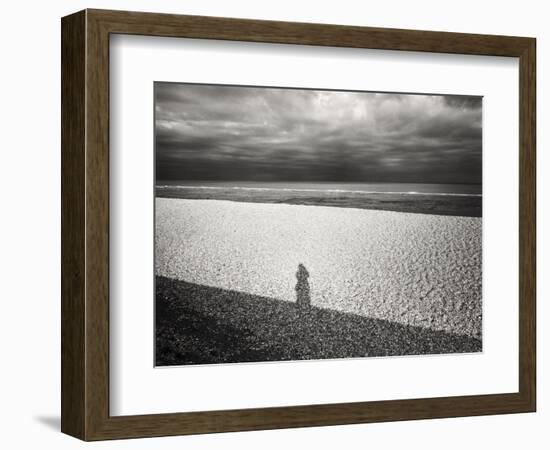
[{"x1": 156, "y1": 185, "x2": 482, "y2": 197}]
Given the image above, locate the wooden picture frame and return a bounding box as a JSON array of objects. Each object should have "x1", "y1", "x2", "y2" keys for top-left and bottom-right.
[{"x1": 61, "y1": 9, "x2": 536, "y2": 441}]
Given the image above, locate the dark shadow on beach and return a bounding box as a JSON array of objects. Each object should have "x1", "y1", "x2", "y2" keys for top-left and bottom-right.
[
  {"x1": 155, "y1": 276, "x2": 481, "y2": 366},
  {"x1": 295, "y1": 263, "x2": 311, "y2": 308}
]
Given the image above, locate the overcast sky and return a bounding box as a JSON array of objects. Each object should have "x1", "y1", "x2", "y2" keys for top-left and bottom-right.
[{"x1": 155, "y1": 83, "x2": 482, "y2": 184}]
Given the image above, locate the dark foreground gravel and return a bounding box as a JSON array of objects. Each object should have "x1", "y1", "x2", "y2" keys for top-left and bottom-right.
[{"x1": 156, "y1": 276, "x2": 482, "y2": 366}]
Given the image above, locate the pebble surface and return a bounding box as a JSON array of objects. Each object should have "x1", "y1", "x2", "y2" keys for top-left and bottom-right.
[{"x1": 156, "y1": 198, "x2": 482, "y2": 340}]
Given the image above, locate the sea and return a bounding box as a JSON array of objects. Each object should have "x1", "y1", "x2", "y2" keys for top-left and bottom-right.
[{"x1": 156, "y1": 181, "x2": 482, "y2": 197}]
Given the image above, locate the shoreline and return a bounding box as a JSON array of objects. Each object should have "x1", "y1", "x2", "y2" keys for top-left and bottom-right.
[{"x1": 156, "y1": 186, "x2": 482, "y2": 217}]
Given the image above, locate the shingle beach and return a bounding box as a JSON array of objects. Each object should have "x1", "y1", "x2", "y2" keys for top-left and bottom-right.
[{"x1": 155, "y1": 198, "x2": 481, "y2": 364}]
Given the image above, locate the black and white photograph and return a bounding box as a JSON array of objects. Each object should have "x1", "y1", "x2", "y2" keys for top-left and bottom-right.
[{"x1": 154, "y1": 82, "x2": 482, "y2": 366}]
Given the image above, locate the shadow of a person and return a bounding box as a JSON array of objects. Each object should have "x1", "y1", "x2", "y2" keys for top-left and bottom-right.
[{"x1": 295, "y1": 263, "x2": 311, "y2": 308}]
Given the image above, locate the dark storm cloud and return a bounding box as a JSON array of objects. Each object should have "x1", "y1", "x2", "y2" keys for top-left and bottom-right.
[
  {"x1": 155, "y1": 83, "x2": 482, "y2": 183},
  {"x1": 443, "y1": 96, "x2": 482, "y2": 109}
]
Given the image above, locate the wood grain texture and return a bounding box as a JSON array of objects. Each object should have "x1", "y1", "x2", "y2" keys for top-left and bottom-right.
[
  {"x1": 518, "y1": 39, "x2": 536, "y2": 409},
  {"x1": 84, "y1": 10, "x2": 111, "y2": 439},
  {"x1": 88, "y1": 8, "x2": 532, "y2": 56},
  {"x1": 61, "y1": 10, "x2": 86, "y2": 439},
  {"x1": 60, "y1": 8, "x2": 537, "y2": 441}
]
